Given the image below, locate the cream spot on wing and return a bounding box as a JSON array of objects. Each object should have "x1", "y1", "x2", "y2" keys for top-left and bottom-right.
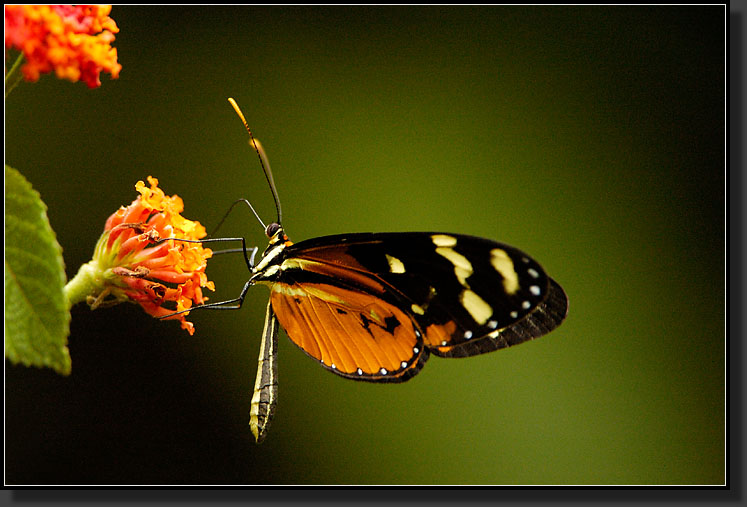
[
  {"x1": 431, "y1": 234, "x2": 457, "y2": 247},
  {"x1": 411, "y1": 303, "x2": 425, "y2": 315},
  {"x1": 490, "y1": 248, "x2": 519, "y2": 294},
  {"x1": 436, "y1": 246, "x2": 473, "y2": 287},
  {"x1": 460, "y1": 289, "x2": 492, "y2": 325},
  {"x1": 386, "y1": 254, "x2": 406, "y2": 274}
]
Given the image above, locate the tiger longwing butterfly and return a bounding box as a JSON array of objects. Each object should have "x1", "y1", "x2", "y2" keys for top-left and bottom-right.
[{"x1": 175, "y1": 98, "x2": 568, "y2": 443}]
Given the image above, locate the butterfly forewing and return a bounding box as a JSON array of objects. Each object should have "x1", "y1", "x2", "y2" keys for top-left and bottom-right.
[
  {"x1": 270, "y1": 232, "x2": 567, "y2": 382},
  {"x1": 269, "y1": 277, "x2": 429, "y2": 382}
]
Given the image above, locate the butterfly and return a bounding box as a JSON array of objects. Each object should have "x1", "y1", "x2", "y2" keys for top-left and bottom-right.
[{"x1": 174, "y1": 98, "x2": 568, "y2": 443}]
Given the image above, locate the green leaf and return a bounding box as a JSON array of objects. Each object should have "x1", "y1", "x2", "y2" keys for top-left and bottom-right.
[{"x1": 5, "y1": 165, "x2": 71, "y2": 375}]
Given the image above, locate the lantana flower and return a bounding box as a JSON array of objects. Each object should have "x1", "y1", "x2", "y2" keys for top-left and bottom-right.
[
  {"x1": 4, "y1": 5, "x2": 121, "y2": 88},
  {"x1": 65, "y1": 177, "x2": 214, "y2": 335}
]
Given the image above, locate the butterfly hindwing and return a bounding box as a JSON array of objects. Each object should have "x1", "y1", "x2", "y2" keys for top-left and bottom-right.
[{"x1": 268, "y1": 232, "x2": 567, "y2": 382}]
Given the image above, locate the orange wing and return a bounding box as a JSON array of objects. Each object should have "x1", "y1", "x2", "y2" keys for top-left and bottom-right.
[{"x1": 269, "y1": 276, "x2": 429, "y2": 383}]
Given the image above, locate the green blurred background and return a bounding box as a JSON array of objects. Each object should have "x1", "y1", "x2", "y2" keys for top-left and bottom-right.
[{"x1": 5, "y1": 6, "x2": 724, "y2": 485}]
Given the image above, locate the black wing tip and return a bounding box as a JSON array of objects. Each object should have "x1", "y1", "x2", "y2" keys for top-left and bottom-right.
[
  {"x1": 432, "y1": 277, "x2": 568, "y2": 358},
  {"x1": 547, "y1": 277, "x2": 569, "y2": 322}
]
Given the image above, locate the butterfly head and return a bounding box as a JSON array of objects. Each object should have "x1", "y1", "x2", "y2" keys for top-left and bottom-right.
[{"x1": 265, "y1": 222, "x2": 290, "y2": 246}]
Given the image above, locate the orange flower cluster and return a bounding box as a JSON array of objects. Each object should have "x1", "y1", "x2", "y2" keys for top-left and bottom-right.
[
  {"x1": 4, "y1": 5, "x2": 121, "y2": 88},
  {"x1": 92, "y1": 177, "x2": 214, "y2": 334}
]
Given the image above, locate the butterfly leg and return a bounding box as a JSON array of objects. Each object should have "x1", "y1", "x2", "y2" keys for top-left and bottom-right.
[
  {"x1": 158, "y1": 236, "x2": 257, "y2": 271},
  {"x1": 157, "y1": 278, "x2": 254, "y2": 319}
]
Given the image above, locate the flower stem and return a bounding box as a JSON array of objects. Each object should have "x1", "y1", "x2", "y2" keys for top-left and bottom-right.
[
  {"x1": 63, "y1": 262, "x2": 100, "y2": 310},
  {"x1": 5, "y1": 53, "x2": 26, "y2": 99}
]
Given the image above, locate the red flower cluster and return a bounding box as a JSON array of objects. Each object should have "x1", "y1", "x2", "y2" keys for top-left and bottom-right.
[
  {"x1": 88, "y1": 177, "x2": 214, "y2": 335},
  {"x1": 5, "y1": 5, "x2": 121, "y2": 88}
]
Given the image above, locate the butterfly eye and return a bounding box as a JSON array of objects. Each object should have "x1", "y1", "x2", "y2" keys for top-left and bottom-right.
[{"x1": 265, "y1": 222, "x2": 282, "y2": 238}]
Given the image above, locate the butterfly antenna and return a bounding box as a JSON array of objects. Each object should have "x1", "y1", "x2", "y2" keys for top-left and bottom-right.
[{"x1": 228, "y1": 98, "x2": 283, "y2": 225}]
